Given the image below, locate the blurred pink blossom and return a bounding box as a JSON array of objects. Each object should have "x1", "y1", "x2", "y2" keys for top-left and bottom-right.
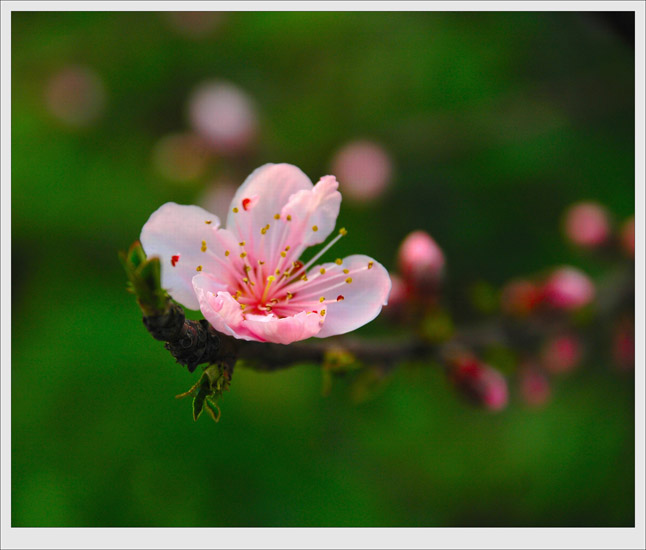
[
  {"x1": 519, "y1": 366, "x2": 551, "y2": 407},
  {"x1": 397, "y1": 230, "x2": 445, "y2": 290},
  {"x1": 500, "y1": 279, "x2": 542, "y2": 317},
  {"x1": 620, "y1": 216, "x2": 635, "y2": 259},
  {"x1": 331, "y1": 140, "x2": 393, "y2": 202},
  {"x1": 187, "y1": 80, "x2": 258, "y2": 155},
  {"x1": 563, "y1": 201, "x2": 610, "y2": 249},
  {"x1": 541, "y1": 266, "x2": 594, "y2": 310},
  {"x1": 45, "y1": 65, "x2": 106, "y2": 127},
  {"x1": 449, "y1": 356, "x2": 508, "y2": 411},
  {"x1": 541, "y1": 334, "x2": 582, "y2": 373},
  {"x1": 152, "y1": 133, "x2": 209, "y2": 183}
]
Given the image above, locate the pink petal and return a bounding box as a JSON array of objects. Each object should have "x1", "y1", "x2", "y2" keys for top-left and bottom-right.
[
  {"x1": 193, "y1": 274, "x2": 256, "y2": 341},
  {"x1": 280, "y1": 175, "x2": 342, "y2": 252},
  {"x1": 140, "y1": 202, "x2": 239, "y2": 310},
  {"x1": 242, "y1": 311, "x2": 323, "y2": 344},
  {"x1": 286, "y1": 254, "x2": 391, "y2": 338},
  {"x1": 225, "y1": 163, "x2": 313, "y2": 259},
  {"x1": 193, "y1": 273, "x2": 323, "y2": 344}
]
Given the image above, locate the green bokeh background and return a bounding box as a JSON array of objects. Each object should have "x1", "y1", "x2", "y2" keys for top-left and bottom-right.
[{"x1": 11, "y1": 11, "x2": 634, "y2": 527}]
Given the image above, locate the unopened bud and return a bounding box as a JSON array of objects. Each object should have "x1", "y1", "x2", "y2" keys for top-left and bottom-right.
[
  {"x1": 397, "y1": 230, "x2": 445, "y2": 290},
  {"x1": 541, "y1": 334, "x2": 582, "y2": 373},
  {"x1": 563, "y1": 201, "x2": 610, "y2": 249},
  {"x1": 448, "y1": 355, "x2": 508, "y2": 411},
  {"x1": 541, "y1": 267, "x2": 594, "y2": 310}
]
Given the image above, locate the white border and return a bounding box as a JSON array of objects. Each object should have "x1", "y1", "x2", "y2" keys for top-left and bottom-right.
[{"x1": 2, "y1": 1, "x2": 644, "y2": 549}]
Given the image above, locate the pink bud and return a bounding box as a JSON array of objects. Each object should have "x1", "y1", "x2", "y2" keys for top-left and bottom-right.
[
  {"x1": 152, "y1": 133, "x2": 209, "y2": 184},
  {"x1": 187, "y1": 80, "x2": 258, "y2": 155},
  {"x1": 541, "y1": 267, "x2": 595, "y2": 310},
  {"x1": 620, "y1": 216, "x2": 635, "y2": 259},
  {"x1": 613, "y1": 319, "x2": 634, "y2": 370},
  {"x1": 45, "y1": 65, "x2": 106, "y2": 127},
  {"x1": 541, "y1": 334, "x2": 582, "y2": 373},
  {"x1": 449, "y1": 356, "x2": 508, "y2": 411},
  {"x1": 331, "y1": 140, "x2": 393, "y2": 202},
  {"x1": 563, "y1": 201, "x2": 610, "y2": 248},
  {"x1": 397, "y1": 231, "x2": 445, "y2": 289},
  {"x1": 500, "y1": 279, "x2": 542, "y2": 316},
  {"x1": 519, "y1": 366, "x2": 551, "y2": 407}
]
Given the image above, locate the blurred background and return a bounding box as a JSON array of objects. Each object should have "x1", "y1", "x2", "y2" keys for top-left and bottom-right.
[{"x1": 11, "y1": 11, "x2": 635, "y2": 527}]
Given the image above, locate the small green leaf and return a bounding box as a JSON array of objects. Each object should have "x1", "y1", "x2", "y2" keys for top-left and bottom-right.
[
  {"x1": 127, "y1": 241, "x2": 147, "y2": 269},
  {"x1": 204, "y1": 398, "x2": 221, "y2": 423}
]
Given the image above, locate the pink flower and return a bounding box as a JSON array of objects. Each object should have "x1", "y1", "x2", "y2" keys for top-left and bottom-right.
[
  {"x1": 397, "y1": 230, "x2": 445, "y2": 289},
  {"x1": 140, "y1": 163, "x2": 392, "y2": 345},
  {"x1": 563, "y1": 201, "x2": 610, "y2": 248},
  {"x1": 331, "y1": 140, "x2": 393, "y2": 202},
  {"x1": 541, "y1": 266, "x2": 595, "y2": 310}
]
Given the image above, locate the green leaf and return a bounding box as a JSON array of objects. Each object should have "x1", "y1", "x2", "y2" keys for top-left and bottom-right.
[
  {"x1": 204, "y1": 398, "x2": 221, "y2": 423},
  {"x1": 127, "y1": 241, "x2": 147, "y2": 269}
]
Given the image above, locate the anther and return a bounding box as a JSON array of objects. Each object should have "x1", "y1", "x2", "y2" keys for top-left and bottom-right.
[
  {"x1": 196, "y1": 265, "x2": 203, "y2": 272},
  {"x1": 320, "y1": 310, "x2": 326, "y2": 316},
  {"x1": 335, "y1": 258, "x2": 342, "y2": 265},
  {"x1": 201, "y1": 240, "x2": 207, "y2": 252},
  {"x1": 286, "y1": 215, "x2": 292, "y2": 221},
  {"x1": 345, "y1": 277, "x2": 352, "y2": 283},
  {"x1": 242, "y1": 198, "x2": 252, "y2": 211},
  {"x1": 240, "y1": 252, "x2": 247, "y2": 259},
  {"x1": 312, "y1": 225, "x2": 318, "y2": 232},
  {"x1": 368, "y1": 261, "x2": 374, "y2": 269},
  {"x1": 339, "y1": 227, "x2": 347, "y2": 236},
  {"x1": 319, "y1": 296, "x2": 325, "y2": 303},
  {"x1": 225, "y1": 250, "x2": 230, "y2": 256},
  {"x1": 274, "y1": 213, "x2": 281, "y2": 220},
  {"x1": 204, "y1": 220, "x2": 212, "y2": 224},
  {"x1": 319, "y1": 268, "x2": 326, "y2": 275},
  {"x1": 171, "y1": 255, "x2": 180, "y2": 267},
  {"x1": 337, "y1": 295, "x2": 344, "y2": 301},
  {"x1": 239, "y1": 241, "x2": 245, "y2": 246},
  {"x1": 343, "y1": 269, "x2": 349, "y2": 274},
  {"x1": 280, "y1": 251, "x2": 286, "y2": 257},
  {"x1": 232, "y1": 207, "x2": 239, "y2": 213}
]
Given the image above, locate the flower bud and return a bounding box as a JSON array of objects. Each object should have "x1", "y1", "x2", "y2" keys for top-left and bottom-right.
[
  {"x1": 500, "y1": 278, "x2": 542, "y2": 317},
  {"x1": 331, "y1": 140, "x2": 393, "y2": 202},
  {"x1": 541, "y1": 267, "x2": 594, "y2": 310},
  {"x1": 448, "y1": 355, "x2": 508, "y2": 411},
  {"x1": 397, "y1": 231, "x2": 445, "y2": 290},
  {"x1": 45, "y1": 65, "x2": 106, "y2": 127},
  {"x1": 620, "y1": 216, "x2": 635, "y2": 259},
  {"x1": 187, "y1": 80, "x2": 258, "y2": 155},
  {"x1": 563, "y1": 201, "x2": 610, "y2": 249},
  {"x1": 519, "y1": 365, "x2": 551, "y2": 407},
  {"x1": 541, "y1": 334, "x2": 582, "y2": 373}
]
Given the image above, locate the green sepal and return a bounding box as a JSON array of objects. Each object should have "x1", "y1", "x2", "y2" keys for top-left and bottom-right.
[{"x1": 192, "y1": 373, "x2": 211, "y2": 421}]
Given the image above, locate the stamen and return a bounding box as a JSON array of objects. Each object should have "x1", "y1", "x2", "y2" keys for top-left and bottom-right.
[
  {"x1": 262, "y1": 275, "x2": 276, "y2": 303},
  {"x1": 339, "y1": 227, "x2": 348, "y2": 236},
  {"x1": 201, "y1": 240, "x2": 207, "y2": 252},
  {"x1": 320, "y1": 310, "x2": 326, "y2": 316},
  {"x1": 225, "y1": 250, "x2": 230, "y2": 257},
  {"x1": 204, "y1": 220, "x2": 212, "y2": 224},
  {"x1": 242, "y1": 198, "x2": 252, "y2": 211},
  {"x1": 368, "y1": 261, "x2": 374, "y2": 269},
  {"x1": 335, "y1": 258, "x2": 342, "y2": 265},
  {"x1": 319, "y1": 268, "x2": 326, "y2": 275},
  {"x1": 345, "y1": 277, "x2": 352, "y2": 283},
  {"x1": 319, "y1": 296, "x2": 325, "y2": 303},
  {"x1": 343, "y1": 269, "x2": 349, "y2": 274},
  {"x1": 274, "y1": 213, "x2": 281, "y2": 220},
  {"x1": 337, "y1": 295, "x2": 344, "y2": 301},
  {"x1": 232, "y1": 207, "x2": 239, "y2": 213},
  {"x1": 240, "y1": 252, "x2": 247, "y2": 259},
  {"x1": 312, "y1": 225, "x2": 318, "y2": 232},
  {"x1": 286, "y1": 215, "x2": 292, "y2": 221},
  {"x1": 239, "y1": 241, "x2": 245, "y2": 246},
  {"x1": 196, "y1": 265, "x2": 203, "y2": 272},
  {"x1": 171, "y1": 255, "x2": 180, "y2": 267},
  {"x1": 280, "y1": 251, "x2": 286, "y2": 257}
]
